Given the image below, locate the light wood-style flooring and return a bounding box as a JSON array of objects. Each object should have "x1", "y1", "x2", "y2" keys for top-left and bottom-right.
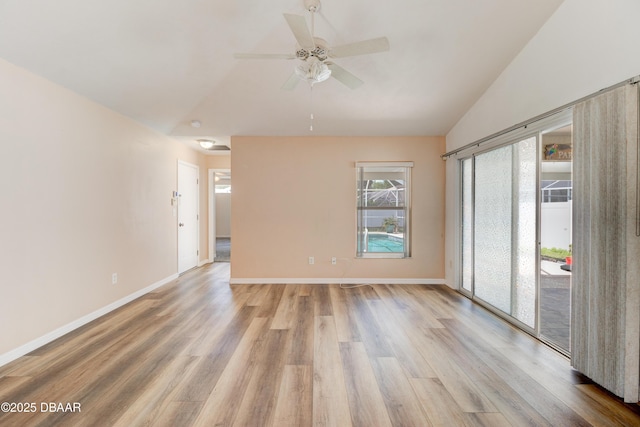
[{"x1": 1, "y1": 263, "x2": 639, "y2": 426}]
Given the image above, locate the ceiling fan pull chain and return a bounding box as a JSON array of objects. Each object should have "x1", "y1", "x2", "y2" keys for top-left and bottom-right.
[
  {"x1": 310, "y1": 85, "x2": 314, "y2": 131},
  {"x1": 311, "y1": 8, "x2": 315, "y2": 45}
]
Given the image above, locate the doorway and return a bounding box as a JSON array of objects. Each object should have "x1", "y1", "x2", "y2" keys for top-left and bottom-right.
[
  {"x1": 177, "y1": 161, "x2": 199, "y2": 274},
  {"x1": 209, "y1": 169, "x2": 231, "y2": 262},
  {"x1": 539, "y1": 125, "x2": 572, "y2": 354}
]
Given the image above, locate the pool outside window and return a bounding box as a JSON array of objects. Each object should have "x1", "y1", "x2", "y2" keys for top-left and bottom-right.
[{"x1": 356, "y1": 162, "x2": 412, "y2": 258}]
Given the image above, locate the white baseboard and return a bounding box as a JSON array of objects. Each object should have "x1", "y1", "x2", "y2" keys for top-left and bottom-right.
[
  {"x1": 229, "y1": 278, "x2": 446, "y2": 285},
  {"x1": 443, "y1": 280, "x2": 456, "y2": 289},
  {"x1": 0, "y1": 273, "x2": 179, "y2": 368},
  {"x1": 198, "y1": 258, "x2": 213, "y2": 267}
]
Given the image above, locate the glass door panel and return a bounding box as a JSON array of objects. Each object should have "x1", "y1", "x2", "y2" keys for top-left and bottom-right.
[
  {"x1": 470, "y1": 137, "x2": 538, "y2": 328},
  {"x1": 474, "y1": 145, "x2": 513, "y2": 314},
  {"x1": 513, "y1": 137, "x2": 537, "y2": 327}
]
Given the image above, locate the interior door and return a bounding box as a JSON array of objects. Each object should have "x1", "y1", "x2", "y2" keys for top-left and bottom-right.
[{"x1": 178, "y1": 161, "x2": 199, "y2": 274}]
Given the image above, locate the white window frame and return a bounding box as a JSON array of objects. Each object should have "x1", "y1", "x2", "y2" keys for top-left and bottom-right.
[{"x1": 356, "y1": 161, "x2": 413, "y2": 258}]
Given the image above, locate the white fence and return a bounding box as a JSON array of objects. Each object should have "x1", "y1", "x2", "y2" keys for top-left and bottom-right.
[{"x1": 541, "y1": 201, "x2": 571, "y2": 251}]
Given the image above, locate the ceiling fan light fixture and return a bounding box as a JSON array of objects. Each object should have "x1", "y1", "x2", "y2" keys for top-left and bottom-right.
[
  {"x1": 198, "y1": 139, "x2": 215, "y2": 149},
  {"x1": 295, "y1": 58, "x2": 331, "y2": 86}
]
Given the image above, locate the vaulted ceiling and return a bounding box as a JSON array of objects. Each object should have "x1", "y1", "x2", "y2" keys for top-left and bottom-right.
[{"x1": 0, "y1": 0, "x2": 563, "y2": 153}]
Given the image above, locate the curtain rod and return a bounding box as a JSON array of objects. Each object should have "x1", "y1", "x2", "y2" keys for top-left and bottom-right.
[{"x1": 441, "y1": 74, "x2": 640, "y2": 160}]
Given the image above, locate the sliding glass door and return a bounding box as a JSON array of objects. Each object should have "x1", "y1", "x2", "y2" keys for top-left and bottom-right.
[{"x1": 459, "y1": 118, "x2": 573, "y2": 354}]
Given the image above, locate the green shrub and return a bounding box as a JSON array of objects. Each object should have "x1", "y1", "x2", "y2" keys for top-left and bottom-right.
[{"x1": 541, "y1": 247, "x2": 571, "y2": 261}]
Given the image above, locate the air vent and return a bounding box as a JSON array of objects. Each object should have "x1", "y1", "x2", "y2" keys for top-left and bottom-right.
[{"x1": 205, "y1": 145, "x2": 230, "y2": 151}]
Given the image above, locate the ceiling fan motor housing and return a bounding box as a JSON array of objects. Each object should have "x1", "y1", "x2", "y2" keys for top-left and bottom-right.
[{"x1": 304, "y1": 0, "x2": 321, "y2": 12}]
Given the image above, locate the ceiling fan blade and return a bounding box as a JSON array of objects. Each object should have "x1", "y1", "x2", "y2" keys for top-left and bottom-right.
[
  {"x1": 330, "y1": 37, "x2": 390, "y2": 58},
  {"x1": 281, "y1": 73, "x2": 300, "y2": 90},
  {"x1": 234, "y1": 53, "x2": 296, "y2": 60},
  {"x1": 283, "y1": 13, "x2": 315, "y2": 49},
  {"x1": 326, "y1": 63, "x2": 363, "y2": 89}
]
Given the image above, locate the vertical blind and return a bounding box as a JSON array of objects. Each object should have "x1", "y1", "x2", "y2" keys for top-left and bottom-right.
[{"x1": 571, "y1": 84, "x2": 640, "y2": 402}]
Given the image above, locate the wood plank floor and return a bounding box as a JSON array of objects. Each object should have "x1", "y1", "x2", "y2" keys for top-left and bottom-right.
[{"x1": 1, "y1": 262, "x2": 639, "y2": 426}]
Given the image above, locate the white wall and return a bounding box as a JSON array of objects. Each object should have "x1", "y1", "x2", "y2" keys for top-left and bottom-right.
[
  {"x1": 0, "y1": 58, "x2": 207, "y2": 362},
  {"x1": 444, "y1": 0, "x2": 640, "y2": 287}
]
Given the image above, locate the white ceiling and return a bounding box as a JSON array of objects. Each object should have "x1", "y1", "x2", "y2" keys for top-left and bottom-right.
[{"x1": 0, "y1": 0, "x2": 564, "y2": 153}]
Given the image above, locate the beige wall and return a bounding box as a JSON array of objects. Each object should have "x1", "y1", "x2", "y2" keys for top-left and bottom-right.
[
  {"x1": 215, "y1": 193, "x2": 231, "y2": 237},
  {"x1": 0, "y1": 58, "x2": 208, "y2": 359},
  {"x1": 230, "y1": 136, "x2": 445, "y2": 282},
  {"x1": 205, "y1": 155, "x2": 231, "y2": 170}
]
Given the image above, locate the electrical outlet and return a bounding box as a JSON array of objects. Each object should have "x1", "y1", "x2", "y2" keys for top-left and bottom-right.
[
  {"x1": 331, "y1": 257, "x2": 337, "y2": 265},
  {"x1": 308, "y1": 256, "x2": 314, "y2": 265},
  {"x1": 112, "y1": 273, "x2": 118, "y2": 284}
]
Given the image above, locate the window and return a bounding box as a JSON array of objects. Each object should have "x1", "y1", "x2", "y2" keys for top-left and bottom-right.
[
  {"x1": 356, "y1": 162, "x2": 412, "y2": 258},
  {"x1": 214, "y1": 171, "x2": 231, "y2": 193},
  {"x1": 215, "y1": 184, "x2": 231, "y2": 193}
]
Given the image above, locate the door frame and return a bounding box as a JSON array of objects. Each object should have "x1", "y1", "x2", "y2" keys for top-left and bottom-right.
[{"x1": 208, "y1": 168, "x2": 231, "y2": 263}]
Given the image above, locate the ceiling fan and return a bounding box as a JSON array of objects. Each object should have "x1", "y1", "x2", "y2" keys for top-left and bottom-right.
[{"x1": 234, "y1": 0, "x2": 390, "y2": 90}]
